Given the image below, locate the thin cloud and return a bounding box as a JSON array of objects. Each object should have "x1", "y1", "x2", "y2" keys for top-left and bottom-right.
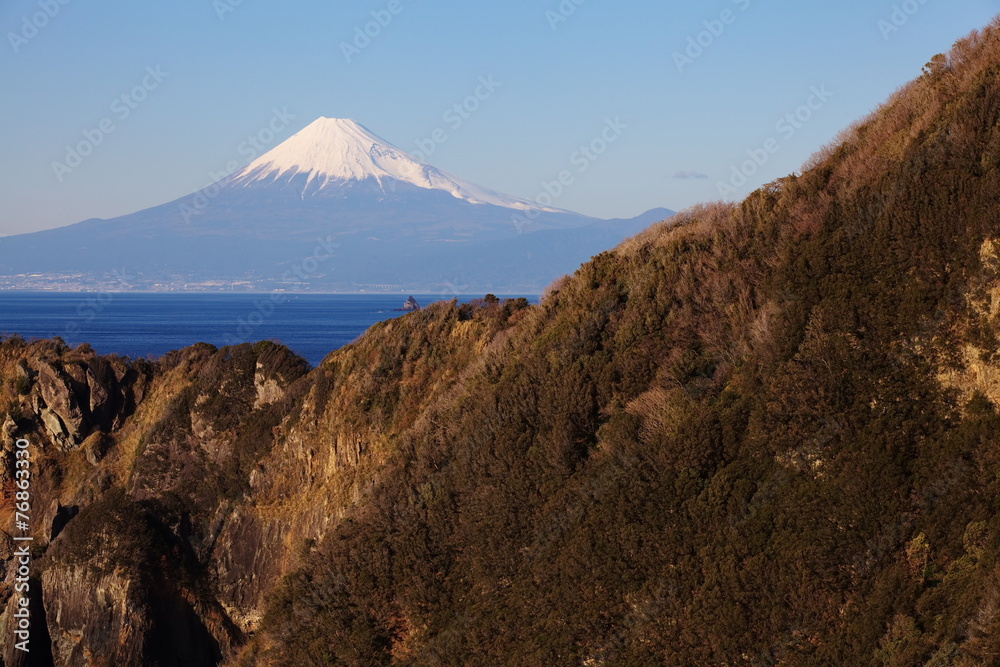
[{"x1": 672, "y1": 170, "x2": 709, "y2": 180}]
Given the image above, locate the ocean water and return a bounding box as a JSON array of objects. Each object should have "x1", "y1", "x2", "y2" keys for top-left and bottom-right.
[{"x1": 0, "y1": 292, "x2": 532, "y2": 367}]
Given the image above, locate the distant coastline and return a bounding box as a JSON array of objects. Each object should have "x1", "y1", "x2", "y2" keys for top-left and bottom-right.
[{"x1": 0, "y1": 292, "x2": 538, "y2": 366}]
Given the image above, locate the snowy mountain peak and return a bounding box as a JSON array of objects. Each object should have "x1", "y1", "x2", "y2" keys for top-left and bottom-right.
[{"x1": 231, "y1": 117, "x2": 555, "y2": 212}]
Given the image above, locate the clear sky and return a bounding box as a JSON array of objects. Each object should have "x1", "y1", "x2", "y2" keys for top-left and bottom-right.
[{"x1": 1, "y1": 0, "x2": 997, "y2": 235}]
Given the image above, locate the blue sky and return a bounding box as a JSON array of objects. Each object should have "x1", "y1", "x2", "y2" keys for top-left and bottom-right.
[{"x1": 1, "y1": 0, "x2": 997, "y2": 235}]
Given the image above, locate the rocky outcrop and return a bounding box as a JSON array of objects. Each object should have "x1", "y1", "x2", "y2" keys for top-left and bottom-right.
[
  {"x1": 42, "y1": 566, "x2": 151, "y2": 666},
  {"x1": 35, "y1": 362, "x2": 84, "y2": 448},
  {"x1": 18, "y1": 357, "x2": 150, "y2": 451},
  {"x1": 252, "y1": 362, "x2": 283, "y2": 409},
  {"x1": 42, "y1": 502, "x2": 77, "y2": 545},
  {"x1": 24, "y1": 484, "x2": 243, "y2": 667},
  {"x1": 931, "y1": 238, "x2": 1000, "y2": 408},
  {"x1": 39, "y1": 562, "x2": 227, "y2": 667},
  {"x1": 3, "y1": 309, "x2": 487, "y2": 665},
  {"x1": 8, "y1": 20, "x2": 1000, "y2": 665},
  {"x1": 0, "y1": 342, "x2": 157, "y2": 665}
]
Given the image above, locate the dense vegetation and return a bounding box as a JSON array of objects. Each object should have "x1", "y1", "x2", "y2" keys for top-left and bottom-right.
[
  {"x1": 3, "y1": 19, "x2": 1000, "y2": 667},
  {"x1": 239, "y1": 21, "x2": 1000, "y2": 666}
]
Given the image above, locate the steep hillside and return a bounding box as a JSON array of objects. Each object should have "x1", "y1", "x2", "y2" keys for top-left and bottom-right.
[
  {"x1": 239, "y1": 20, "x2": 1000, "y2": 665},
  {"x1": 3, "y1": 18, "x2": 1000, "y2": 666},
  {"x1": 0, "y1": 300, "x2": 522, "y2": 666}
]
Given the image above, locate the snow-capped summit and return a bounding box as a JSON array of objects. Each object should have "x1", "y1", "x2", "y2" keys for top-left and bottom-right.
[
  {"x1": 0, "y1": 112, "x2": 674, "y2": 293},
  {"x1": 231, "y1": 117, "x2": 555, "y2": 212}
]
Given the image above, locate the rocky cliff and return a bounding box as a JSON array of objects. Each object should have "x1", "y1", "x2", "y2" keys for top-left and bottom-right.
[
  {"x1": 4, "y1": 18, "x2": 1000, "y2": 667},
  {"x1": 0, "y1": 302, "x2": 512, "y2": 666}
]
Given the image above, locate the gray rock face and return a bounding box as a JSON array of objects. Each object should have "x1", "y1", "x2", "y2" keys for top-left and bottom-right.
[
  {"x1": 41, "y1": 565, "x2": 152, "y2": 666},
  {"x1": 36, "y1": 362, "x2": 85, "y2": 448},
  {"x1": 43, "y1": 501, "x2": 78, "y2": 544},
  {"x1": 21, "y1": 358, "x2": 150, "y2": 451},
  {"x1": 37, "y1": 405, "x2": 69, "y2": 446},
  {"x1": 85, "y1": 368, "x2": 109, "y2": 415},
  {"x1": 84, "y1": 433, "x2": 111, "y2": 466},
  {"x1": 0, "y1": 338, "x2": 386, "y2": 664}
]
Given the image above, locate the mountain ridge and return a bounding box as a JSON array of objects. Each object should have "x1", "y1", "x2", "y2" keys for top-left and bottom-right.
[
  {"x1": 4, "y1": 18, "x2": 1000, "y2": 666},
  {"x1": 229, "y1": 117, "x2": 558, "y2": 212},
  {"x1": 0, "y1": 118, "x2": 669, "y2": 292}
]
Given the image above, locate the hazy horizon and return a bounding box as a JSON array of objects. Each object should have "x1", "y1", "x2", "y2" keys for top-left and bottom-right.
[{"x1": 2, "y1": 1, "x2": 997, "y2": 236}]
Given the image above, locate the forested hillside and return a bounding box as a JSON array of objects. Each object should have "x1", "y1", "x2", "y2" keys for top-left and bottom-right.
[{"x1": 3, "y1": 18, "x2": 1000, "y2": 666}]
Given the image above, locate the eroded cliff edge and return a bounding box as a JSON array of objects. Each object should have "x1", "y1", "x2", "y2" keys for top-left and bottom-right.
[
  {"x1": 0, "y1": 300, "x2": 521, "y2": 666},
  {"x1": 4, "y1": 19, "x2": 1000, "y2": 667}
]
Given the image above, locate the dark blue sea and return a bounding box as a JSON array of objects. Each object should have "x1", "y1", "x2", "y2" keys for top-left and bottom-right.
[{"x1": 0, "y1": 293, "x2": 534, "y2": 367}]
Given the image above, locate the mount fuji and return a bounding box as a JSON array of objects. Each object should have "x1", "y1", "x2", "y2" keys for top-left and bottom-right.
[
  {"x1": 0, "y1": 118, "x2": 672, "y2": 292},
  {"x1": 230, "y1": 118, "x2": 553, "y2": 212}
]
